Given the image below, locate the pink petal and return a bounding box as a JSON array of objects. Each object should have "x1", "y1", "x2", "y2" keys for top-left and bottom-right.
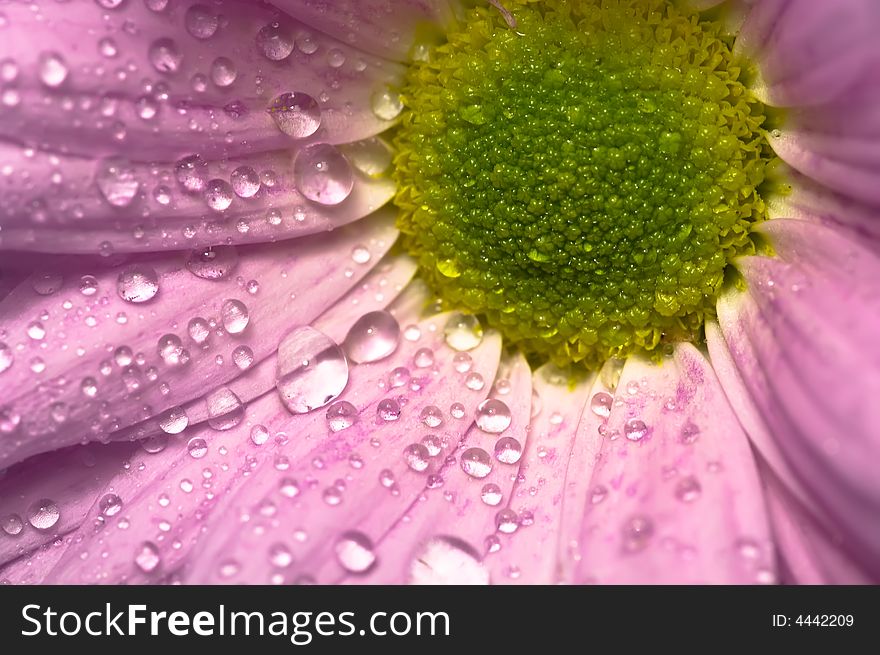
[
  {"x1": 736, "y1": 0, "x2": 880, "y2": 107},
  {"x1": 270, "y1": 0, "x2": 457, "y2": 62},
  {"x1": 715, "y1": 217, "x2": 880, "y2": 574},
  {"x1": 179, "y1": 314, "x2": 502, "y2": 584},
  {"x1": 574, "y1": 345, "x2": 774, "y2": 584},
  {"x1": 0, "y1": 211, "x2": 397, "y2": 469},
  {"x1": 0, "y1": 0, "x2": 404, "y2": 161}
]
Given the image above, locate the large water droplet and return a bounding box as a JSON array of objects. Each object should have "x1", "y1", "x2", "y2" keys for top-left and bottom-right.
[
  {"x1": 186, "y1": 245, "x2": 239, "y2": 280},
  {"x1": 409, "y1": 537, "x2": 489, "y2": 585},
  {"x1": 221, "y1": 299, "x2": 249, "y2": 334},
  {"x1": 335, "y1": 531, "x2": 376, "y2": 574},
  {"x1": 293, "y1": 143, "x2": 353, "y2": 205},
  {"x1": 343, "y1": 310, "x2": 400, "y2": 364},
  {"x1": 206, "y1": 387, "x2": 245, "y2": 430},
  {"x1": 117, "y1": 265, "x2": 159, "y2": 303},
  {"x1": 96, "y1": 158, "x2": 139, "y2": 207},
  {"x1": 26, "y1": 498, "x2": 60, "y2": 530},
  {"x1": 276, "y1": 326, "x2": 348, "y2": 414},
  {"x1": 480, "y1": 483, "x2": 503, "y2": 506},
  {"x1": 158, "y1": 333, "x2": 188, "y2": 365},
  {"x1": 267, "y1": 92, "x2": 321, "y2": 138},
  {"x1": 460, "y1": 448, "x2": 492, "y2": 479},
  {"x1": 475, "y1": 398, "x2": 511, "y2": 434},
  {"x1": 444, "y1": 313, "x2": 483, "y2": 351}
]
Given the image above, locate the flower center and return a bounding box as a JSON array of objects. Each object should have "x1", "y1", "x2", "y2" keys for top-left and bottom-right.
[{"x1": 393, "y1": 0, "x2": 774, "y2": 367}]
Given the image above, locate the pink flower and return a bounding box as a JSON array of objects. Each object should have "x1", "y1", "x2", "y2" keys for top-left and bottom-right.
[{"x1": 0, "y1": 0, "x2": 878, "y2": 585}]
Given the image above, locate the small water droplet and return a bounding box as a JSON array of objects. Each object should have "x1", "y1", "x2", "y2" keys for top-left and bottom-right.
[
  {"x1": 460, "y1": 447, "x2": 492, "y2": 479},
  {"x1": 221, "y1": 299, "x2": 249, "y2": 334},
  {"x1": 495, "y1": 508, "x2": 519, "y2": 534},
  {"x1": 326, "y1": 400, "x2": 358, "y2": 432},
  {"x1": 335, "y1": 531, "x2": 376, "y2": 574},
  {"x1": 680, "y1": 421, "x2": 700, "y2": 445},
  {"x1": 624, "y1": 418, "x2": 648, "y2": 442},
  {"x1": 99, "y1": 493, "x2": 123, "y2": 517},
  {"x1": 204, "y1": 179, "x2": 234, "y2": 211},
  {"x1": 148, "y1": 38, "x2": 183, "y2": 73},
  {"x1": 95, "y1": 158, "x2": 139, "y2": 207},
  {"x1": 480, "y1": 483, "x2": 503, "y2": 506},
  {"x1": 377, "y1": 398, "x2": 401, "y2": 422},
  {"x1": 135, "y1": 541, "x2": 161, "y2": 573},
  {"x1": 409, "y1": 536, "x2": 489, "y2": 584},
  {"x1": 186, "y1": 246, "x2": 239, "y2": 280},
  {"x1": 403, "y1": 443, "x2": 431, "y2": 472},
  {"x1": 38, "y1": 51, "x2": 68, "y2": 87},
  {"x1": 184, "y1": 4, "x2": 219, "y2": 39},
  {"x1": 493, "y1": 436, "x2": 522, "y2": 464},
  {"x1": 370, "y1": 87, "x2": 403, "y2": 121},
  {"x1": 1, "y1": 514, "x2": 24, "y2": 536},
  {"x1": 675, "y1": 475, "x2": 702, "y2": 503},
  {"x1": 175, "y1": 154, "x2": 209, "y2": 193},
  {"x1": 256, "y1": 21, "x2": 294, "y2": 61},
  {"x1": 230, "y1": 166, "x2": 261, "y2": 198},
  {"x1": 590, "y1": 391, "x2": 613, "y2": 418}
]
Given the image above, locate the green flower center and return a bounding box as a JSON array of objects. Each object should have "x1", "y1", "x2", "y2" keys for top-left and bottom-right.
[{"x1": 393, "y1": 0, "x2": 774, "y2": 367}]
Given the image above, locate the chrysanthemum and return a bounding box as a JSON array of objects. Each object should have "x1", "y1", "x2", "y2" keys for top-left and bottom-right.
[{"x1": 0, "y1": 0, "x2": 877, "y2": 585}]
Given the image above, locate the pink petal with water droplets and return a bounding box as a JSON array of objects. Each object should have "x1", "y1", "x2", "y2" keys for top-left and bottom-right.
[
  {"x1": 0, "y1": 0, "x2": 405, "y2": 161},
  {"x1": 737, "y1": 0, "x2": 880, "y2": 107},
  {"x1": 270, "y1": 0, "x2": 456, "y2": 62},
  {"x1": 714, "y1": 218, "x2": 880, "y2": 575},
  {"x1": 0, "y1": 211, "x2": 397, "y2": 469},
  {"x1": 181, "y1": 313, "x2": 502, "y2": 584},
  {"x1": 353, "y1": 352, "x2": 533, "y2": 585},
  {"x1": 574, "y1": 345, "x2": 774, "y2": 584}
]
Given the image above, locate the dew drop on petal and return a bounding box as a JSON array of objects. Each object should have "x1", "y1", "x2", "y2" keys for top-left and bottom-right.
[
  {"x1": 444, "y1": 313, "x2": 483, "y2": 351},
  {"x1": 460, "y1": 447, "x2": 492, "y2": 479},
  {"x1": 480, "y1": 483, "x2": 503, "y2": 506},
  {"x1": 31, "y1": 272, "x2": 63, "y2": 296},
  {"x1": 495, "y1": 508, "x2": 519, "y2": 534},
  {"x1": 135, "y1": 541, "x2": 161, "y2": 573},
  {"x1": 148, "y1": 38, "x2": 183, "y2": 74},
  {"x1": 204, "y1": 179, "x2": 234, "y2": 211},
  {"x1": 232, "y1": 345, "x2": 254, "y2": 370},
  {"x1": 26, "y1": 499, "x2": 60, "y2": 530},
  {"x1": 293, "y1": 143, "x2": 353, "y2": 205},
  {"x1": 117, "y1": 265, "x2": 159, "y2": 303},
  {"x1": 326, "y1": 400, "x2": 358, "y2": 432},
  {"x1": 187, "y1": 317, "x2": 210, "y2": 344},
  {"x1": 175, "y1": 154, "x2": 209, "y2": 193},
  {"x1": 95, "y1": 158, "x2": 139, "y2": 207},
  {"x1": 250, "y1": 424, "x2": 270, "y2": 446},
  {"x1": 590, "y1": 391, "x2": 613, "y2": 418},
  {"x1": 403, "y1": 443, "x2": 430, "y2": 472},
  {"x1": 269, "y1": 542, "x2": 293, "y2": 568},
  {"x1": 267, "y1": 92, "x2": 321, "y2": 138},
  {"x1": 2, "y1": 513, "x2": 24, "y2": 536},
  {"x1": 221, "y1": 299, "x2": 249, "y2": 334},
  {"x1": 370, "y1": 87, "x2": 403, "y2": 121},
  {"x1": 186, "y1": 245, "x2": 239, "y2": 280},
  {"x1": 622, "y1": 515, "x2": 654, "y2": 553},
  {"x1": 256, "y1": 21, "x2": 294, "y2": 61},
  {"x1": 275, "y1": 326, "x2": 348, "y2": 414},
  {"x1": 475, "y1": 398, "x2": 511, "y2": 433},
  {"x1": 99, "y1": 493, "x2": 123, "y2": 517},
  {"x1": 376, "y1": 398, "x2": 401, "y2": 422},
  {"x1": 680, "y1": 421, "x2": 700, "y2": 445},
  {"x1": 158, "y1": 406, "x2": 188, "y2": 434},
  {"x1": 206, "y1": 387, "x2": 244, "y2": 430},
  {"x1": 38, "y1": 51, "x2": 68, "y2": 87},
  {"x1": 420, "y1": 405, "x2": 443, "y2": 428},
  {"x1": 343, "y1": 311, "x2": 400, "y2": 364},
  {"x1": 335, "y1": 531, "x2": 376, "y2": 574},
  {"x1": 409, "y1": 537, "x2": 489, "y2": 585},
  {"x1": 184, "y1": 4, "x2": 219, "y2": 39},
  {"x1": 230, "y1": 166, "x2": 261, "y2": 198},
  {"x1": 187, "y1": 437, "x2": 208, "y2": 459},
  {"x1": 624, "y1": 418, "x2": 648, "y2": 442},
  {"x1": 493, "y1": 436, "x2": 522, "y2": 464},
  {"x1": 675, "y1": 475, "x2": 702, "y2": 503}
]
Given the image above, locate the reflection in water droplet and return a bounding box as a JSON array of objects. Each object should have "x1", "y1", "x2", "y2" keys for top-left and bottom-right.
[
  {"x1": 293, "y1": 143, "x2": 353, "y2": 205},
  {"x1": 335, "y1": 531, "x2": 376, "y2": 574},
  {"x1": 460, "y1": 448, "x2": 492, "y2": 479},
  {"x1": 343, "y1": 311, "x2": 400, "y2": 364},
  {"x1": 26, "y1": 498, "x2": 60, "y2": 530},
  {"x1": 206, "y1": 387, "x2": 245, "y2": 430},
  {"x1": 267, "y1": 92, "x2": 321, "y2": 138},
  {"x1": 409, "y1": 536, "x2": 489, "y2": 585},
  {"x1": 475, "y1": 398, "x2": 511, "y2": 433},
  {"x1": 444, "y1": 313, "x2": 484, "y2": 351},
  {"x1": 117, "y1": 265, "x2": 159, "y2": 303},
  {"x1": 276, "y1": 326, "x2": 348, "y2": 414}
]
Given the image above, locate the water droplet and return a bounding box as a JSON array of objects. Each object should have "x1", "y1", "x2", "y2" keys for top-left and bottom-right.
[
  {"x1": 495, "y1": 508, "x2": 519, "y2": 534},
  {"x1": 256, "y1": 21, "x2": 294, "y2": 61},
  {"x1": 335, "y1": 531, "x2": 376, "y2": 574},
  {"x1": 206, "y1": 387, "x2": 245, "y2": 430},
  {"x1": 590, "y1": 391, "x2": 613, "y2": 418},
  {"x1": 269, "y1": 542, "x2": 293, "y2": 568},
  {"x1": 230, "y1": 166, "x2": 261, "y2": 198},
  {"x1": 158, "y1": 406, "x2": 188, "y2": 434},
  {"x1": 590, "y1": 485, "x2": 608, "y2": 504},
  {"x1": 624, "y1": 418, "x2": 648, "y2": 442},
  {"x1": 158, "y1": 333, "x2": 188, "y2": 365},
  {"x1": 403, "y1": 443, "x2": 431, "y2": 472},
  {"x1": 409, "y1": 537, "x2": 489, "y2": 584},
  {"x1": 117, "y1": 265, "x2": 159, "y2": 303},
  {"x1": 184, "y1": 4, "x2": 219, "y2": 39},
  {"x1": 680, "y1": 421, "x2": 700, "y2": 445},
  {"x1": 480, "y1": 483, "x2": 503, "y2": 506},
  {"x1": 186, "y1": 245, "x2": 239, "y2": 280},
  {"x1": 377, "y1": 398, "x2": 401, "y2": 422},
  {"x1": 343, "y1": 310, "x2": 400, "y2": 364},
  {"x1": 465, "y1": 372, "x2": 485, "y2": 391},
  {"x1": 135, "y1": 541, "x2": 161, "y2": 573},
  {"x1": 475, "y1": 398, "x2": 511, "y2": 433},
  {"x1": 622, "y1": 515, "x2": 654, "y2": 553},
  {"x1": 187, "y1": 437, "x2": 208, "y2": 459},
  {"x1": 370, "y1": 87, "x2": 403, "y2": 121},
  {"x1": 419, "y1": 405, "x2": 443, "y2": 428},
  {"x1": 293, "y1": 143, "x2": 353, "y2": 205},
  {"x1": 31, "y1": 272, "x2": 63, "y2": 296},
  {"x1": 460, "y1": 447, "x2": 492, "y2": 479},
  {"x1": 1, "y1": 514, "x2": 24, "y2": 536},
  {"x1": 675, "y1": 476, "x2": 702, "y2": 503},
  {"x1": 187, "y1": 317, "x2": 210, "y2": 344},
  {"x1": 140, "y1": 435, "x2": 168, "y2": 454},
  {"x1": 26, "y1": 499, "x2": 60, "y2": 530},
  {"x1": 99, "y1": 493, "x2": 123, "y2": 517},
  {"x1": 232, "y1": 345, "x2": 254, "y2": 370},
  {"x1": 204, "y1": 179, "x2": 234, "y2": 211},
  {"x1": 326, "y1": 400, "x2": 358, "y2": 432},
  {"x1": 175, "y1": 154, "x2": 209, "y2": 193},
  {"x1": 38, "y1": 51, "x2": 68, "y2": 87},
  {"x1": 275, "y1": 326, "x2": 348, "y2": 414},
  {"x1": 247, "y1": 424, "x2": 269, "y2": 446},
  {"x1": 148, "y1": 38, "x2": 183, "y2": 74},
  {"x1": 96, "y1": 158, "x2": 139, "y2": 207},
  {"x1": 444, "y1": 313, "x2": 483, "y2": 351},
  {"x1": 413, "y1": 348, "x2": 434, "y2": 368},
  {"x1": 221, "y1": 299, "x2": 249, "y2": 334},
  {"x1": 27, "y1": 321, "x2": 46, "y2": 340},
  {"x1": 493, "y1": 437, "x2": 522, "y2": 464},
  {"x1": 267, "y1": 92, "x2": 321, "y2": 138}
]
